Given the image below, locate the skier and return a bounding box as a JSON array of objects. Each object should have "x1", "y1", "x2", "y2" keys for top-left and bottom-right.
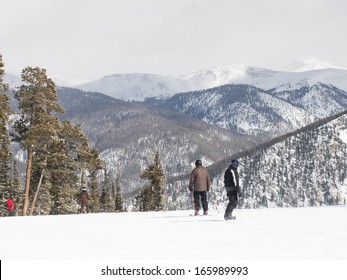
[
  {"x1": 7, "y1": 193, "x2": 15, "y2": 216},
  {"x1": 80, "y1": 186, "x2": 90, "y2": 214},
  {"x1": 224, "y1": 159, "x2": 241, "y2": 220},
  {"x1": 189, "y1": 159, "x2": 211, "y2": 216}
]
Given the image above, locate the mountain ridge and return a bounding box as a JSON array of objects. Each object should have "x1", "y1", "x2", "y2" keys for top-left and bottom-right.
[
  {"x1": 6, "y1": 60, "x2": 347, "y2": 102},
  {"x1": 71, "y1": 64, "x2": 347, "y2": 101}
]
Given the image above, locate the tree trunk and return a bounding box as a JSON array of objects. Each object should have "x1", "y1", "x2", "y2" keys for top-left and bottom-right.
[
  {"x1": 22, "y1": 145, "x2": 33, "y2": 216},
  {"x1": 29, "y1": 167, "x2": 45, "y2": 216}
]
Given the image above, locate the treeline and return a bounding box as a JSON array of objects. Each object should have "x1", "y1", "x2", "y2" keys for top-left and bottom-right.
[{"x1": 0, "y1": 53, "x2": 166, "y2": 216}]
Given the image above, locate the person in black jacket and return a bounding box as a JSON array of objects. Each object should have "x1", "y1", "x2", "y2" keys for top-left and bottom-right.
[{"x1": 224, "y1": 159, "x2": 241, "y2": 220}]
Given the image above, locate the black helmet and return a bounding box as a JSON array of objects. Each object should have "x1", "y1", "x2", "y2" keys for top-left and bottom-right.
[
  {"x1": 231, "y1": 159, "x2": 239, "y2": 168},
  {"x1": 195, "y1": 159, "x2": 202, "y2": 166}
]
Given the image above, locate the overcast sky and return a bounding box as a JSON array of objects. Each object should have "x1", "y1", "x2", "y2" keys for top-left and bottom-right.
[{"x1": 1, "y1": 0, "x2": 347, "y2": 82}]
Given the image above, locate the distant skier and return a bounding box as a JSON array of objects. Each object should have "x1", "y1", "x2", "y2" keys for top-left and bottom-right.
[
  {"x1": 7, "y1": 193, "x2": 15, "y2": 216},
  {"x1": 224, "y1": 159, "x2": 241, "y2": 220},
  {"x1": 189, "y1": 159, "x2": 211, "y2": 216},
  {"x1": 80, "y1": 186, "x2": 90, "y2": 214}
]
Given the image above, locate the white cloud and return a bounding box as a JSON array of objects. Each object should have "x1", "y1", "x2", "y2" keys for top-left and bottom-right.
[{"x1": 1, "y1": 0, "x2": 347, "y2": 81}]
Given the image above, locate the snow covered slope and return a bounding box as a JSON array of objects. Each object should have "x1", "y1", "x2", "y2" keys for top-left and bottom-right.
[
  {"x1": 269, "y1": 83, "x2": 347, "y2": 118},
  {"x1": 157, "y1": 84, "x2": 317, "y2": 138},
  {"x1": 72, "y1": 63, "x2": 347, "y2": 102},
  {"x1": 1, "y1": 207, "x2": 346, "y2": 260},
  {"x1": 282, "y1": 58, "x2": 347, "y2": 72},
  {"x1": 75, "y1": 73, "x2": 188, "y2": 101},
  {"x1": 167, "y1": 111, "x2": 347, "y2": 211}
]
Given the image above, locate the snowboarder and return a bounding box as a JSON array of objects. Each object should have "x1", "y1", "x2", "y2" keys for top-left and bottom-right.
[
  {"x1": 7, "y1": 193, "x2": 15, "y2": 216},
  {"x1": 189, "y1": 159, "x2": 211, "y2": 215},
  {"x1": 224, "y1": 159, "x2": 241, "y2": 220},
  {"x1": 80, "y1": 186, "x2": 90, "y2": 214}
]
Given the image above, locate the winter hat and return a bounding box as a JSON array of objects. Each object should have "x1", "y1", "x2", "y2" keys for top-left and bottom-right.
[
  {"x1": 82, "y1": 187, "x2": 87, "y2": 192},
  {"x1": 231, "y1": 159, "x2": 239, "y2": 168},
  {"x1": 195, "y1": 159, "x2": 202, "y2": 166}
]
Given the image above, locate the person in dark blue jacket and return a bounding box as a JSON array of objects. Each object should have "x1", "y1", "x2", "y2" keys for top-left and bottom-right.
[{"x1": 224, "y1": 159, "x2": 241, "y2": 220}]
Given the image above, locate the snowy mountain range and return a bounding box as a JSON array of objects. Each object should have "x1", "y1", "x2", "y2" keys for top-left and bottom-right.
[
  {"x1": 5, "y1": 59, "x2": 347, "y2": 102},
  {"x1": 70, "y1": 61, "x2": 347, "y2": 102},
  {"x1": 60, "y1": 60, "x2": 347, "y2": 142},
  {"x1": 149, "y1": 84, "x2": 317, "y2": 139},
  {"x1": 148, "y1": 82, "x2": 347, "y2": 140}
]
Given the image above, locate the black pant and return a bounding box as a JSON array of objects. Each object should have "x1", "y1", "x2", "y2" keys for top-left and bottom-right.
[
  {"x1": 8, "y1": 210, "x2": 15, "y2": 216},
  {"x1": 193, "y1": 191, "x2": 208, "y2": 212},
  {"x1": 225, "y1": 191, "x2": 238, "y2": 217}
]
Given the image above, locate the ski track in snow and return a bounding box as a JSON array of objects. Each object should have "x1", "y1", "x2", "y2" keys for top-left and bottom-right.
[{"x1": 1, "y1": 206, "x2": 346, "y2": 260}]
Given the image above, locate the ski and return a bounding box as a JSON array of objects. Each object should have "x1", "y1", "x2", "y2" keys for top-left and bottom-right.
[{"x1": 189, "y1": 212, "x2": 209, "y2": 217}]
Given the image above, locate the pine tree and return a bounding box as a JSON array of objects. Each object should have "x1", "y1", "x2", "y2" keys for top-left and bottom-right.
[
  {"x1": 13, "y1": 67, "x2": 64, "y2": 216},
  {"x1": 11, "y1": 160, "x2": 24, "y2": 215},
  {"x1": 0, "y1": 53, "x2": 13, "y2": 198},
  {"x1": 48, "y1": 121, "x2": 96, "y2": 215},
  {"x1": 115, "y1": 174, "x2": 125, "y2": 212},
  {"x1": 139, "y1": 151, "x2": 166, "y2": 211},
  {"x1": 100, "y1": 168, "x2": 113, "y2": 212},
  {"x1": 51, "y1": 183, "x2": 78, "y2": 215},
  {"x1": 133, "y1": 189, "x2": 148, "y2": 212},
  {"x1": 111, "y1": 182, "x2": 116, "y2": 210},
  {"x1": 87, "y1": 149, "x2": 104, "y2": 213},
  {"x1": 28, "y1": 114, "x2": 63, "y2": 215}
]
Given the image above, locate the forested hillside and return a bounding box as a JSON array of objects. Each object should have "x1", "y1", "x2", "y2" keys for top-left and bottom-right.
[
  {"x1": 57, "y1": 87, "x2": 255, "y2": 203},
  {"x1": 167, "y1": 110, "x2": 347, "y2": 210}
]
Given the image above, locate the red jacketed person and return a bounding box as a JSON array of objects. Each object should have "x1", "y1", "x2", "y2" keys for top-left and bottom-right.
[{"x1": 7, "y1": 194, "x2": 15, "y2": 216}]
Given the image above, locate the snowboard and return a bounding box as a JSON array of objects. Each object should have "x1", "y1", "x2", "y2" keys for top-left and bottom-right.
[{"x1": 224, "y1": 215, "x2": 236, "y2": 220}]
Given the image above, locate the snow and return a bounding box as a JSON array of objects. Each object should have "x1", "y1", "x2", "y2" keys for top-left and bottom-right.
[
  {"x1": 6, "y1": 61, "x2": 347, "y2": 103},
  {"x1": 340, "y1": 129, "x2": 347, "y2": 143},
  {"x1": 1, "y1": 206, "x2": 347, "y2": 279},
  {"x1": 282, "y1": 59, "x2": 347, "y2": 72},
  {"x1": 1, "y1": 206, "x2": 346, "y2": 260}
]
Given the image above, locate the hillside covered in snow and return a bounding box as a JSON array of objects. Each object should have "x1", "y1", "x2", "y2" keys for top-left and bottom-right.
[
  {"x1": 150, "y1": 84, "x2": 317, "y2": 139},
  {"x1": 71, "y1": 62, "x2": 347, "y2": 102},
  {"x1": 167, "y1": 110, "x2": 347, "y2": 211}
]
